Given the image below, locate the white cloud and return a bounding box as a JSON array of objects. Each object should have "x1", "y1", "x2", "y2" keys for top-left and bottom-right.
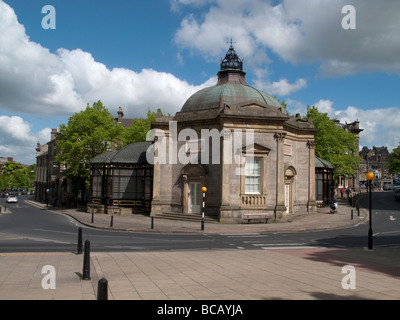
[
  {"x1": 313, "y1": 99, "x2": 335, "y2": 115},
  {"x1": 0, "y1": 1, "x2": 210, "y2": 119},
  {"x1": 334, "y1": 106, "x2": 400, "y2": 152},
  {"x1": 260, "y1": 78, "x2": 307, "y2": 96},
  {"x1": 0, "y1": 115, "x2": 50, "y2": 165},
  {"x1": 0, "y1": 1, "x2": 215, "y2": 164},
  {"x1": 174, "y1": 0, "x2": 400, "y2": 77},
  {"x1": 289, "y1": 99, "x2": 400, "y2": 152}
]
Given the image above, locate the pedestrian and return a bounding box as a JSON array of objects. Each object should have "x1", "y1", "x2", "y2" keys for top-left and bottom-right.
[
  {"x1": 52, "y1": 197, "x2": 56, "y2": 207},
  {"x1": 340, "y1": 188, "x2": 344, "y2": 198}
]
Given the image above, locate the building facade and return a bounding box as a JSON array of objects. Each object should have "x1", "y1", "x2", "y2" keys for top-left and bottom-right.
[
  {"x1": 149, "y1": 45, "x2": 318, "y2": 223},
  {"x1": 360, "y1": 146, "x2": 392, "y2": 189}
]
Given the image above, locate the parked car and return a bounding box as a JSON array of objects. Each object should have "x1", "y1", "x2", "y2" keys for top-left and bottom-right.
[
  {"x1": 395, "y1": 188, "x2": 400, "y2": 201},
  {"x1": 6, "y1": 195, "x2": 18, "y2": 203},
  {"x1": 383, "y1": 183, "x2": 393, "y2": 190}
]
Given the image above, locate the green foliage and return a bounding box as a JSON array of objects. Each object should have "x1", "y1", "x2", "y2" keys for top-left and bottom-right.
[
  {"x1": 0, "y1": 161, "x2": 30, "y2": 189},
  {"x1": 306, "y1": 106, "x2": 361, "y2": 178},
  {"x1": 123, "y1": 108, "x2": 159, "y2": 145},
  {"x1": 388, "y1": 145, "x2": 400, "y2": 175},
  {"x1": 55, "y1": 101, "x2": 124, "y2": 192}
]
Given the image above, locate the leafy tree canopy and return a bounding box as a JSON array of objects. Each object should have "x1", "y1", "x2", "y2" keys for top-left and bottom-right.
[
  {"x1": 123, "y1": 108, "x2": 159, "y2": 145},
  {"x1": 55, "y1": 101, "x2": 124, "y2": 190},
  {"x1": 0, "y1": 161, "x2": 30, "y2": 189},
  {"x1": 388, "y1": 145, "x2": 400, "y2": 175},
  {"x1": 306, "y1": 106, "x2": 361, "y2": 178}
]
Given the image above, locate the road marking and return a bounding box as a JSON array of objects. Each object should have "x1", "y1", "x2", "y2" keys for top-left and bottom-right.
[
  {"x1": 261, "y1": 246, "x2": 324, "y2": 250},
  {"x1": 27, "y1": 237, "x2": 72, "y2": 244},
  {"x1": 221, "y1": 233, "x2": 262, "y2": 237},
  {"x1": 252, "y1": 242, "x2": 307, "y2": 247}
]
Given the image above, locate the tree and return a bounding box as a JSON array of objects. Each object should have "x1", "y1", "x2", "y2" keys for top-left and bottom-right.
[
  {"x1": 388, "y1": 145, "x2": 400, "y2": 175},
  {"x1": 1, "y1": 161, "x2": 30, "y2": 189},
  {"x1": 55, "y1": 101, "x2": 125, "y2": 198},
  {"x1": 306, "y1": 106, "x2": 361, "y2": 179},
  {"x1": 123, "y1": 108, "x2": 159, "y2": 145},
  {"x1": 27, "y1": 164, "x2": 36, "y2": 188}
]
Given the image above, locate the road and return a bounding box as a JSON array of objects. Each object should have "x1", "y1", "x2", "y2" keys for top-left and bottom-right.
[{"x1": 0, "y1": 191, "x2": 399, "y2": 253}]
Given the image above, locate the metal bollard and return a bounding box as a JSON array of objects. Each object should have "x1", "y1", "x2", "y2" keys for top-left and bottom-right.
[
  {"x1": 151, "y1": 216, "x2": 154, "y2": 229},
  {"x1": 201, "y1": 187, "x2": 207, "y2": 231},
  {"x1": 97, "y1": 278, "x2": 108, "y2": 300},
  {"x1": 77, "y1": 227, "x2": 83, "y2": 254},
  {"x1": 351, "y1": 209, "x2": 353, "y2": 220},
  {"x1": 110, "y1": 215, "x2": 113, "y2": 227},
  {"x1": 91, "y1": 210, "x2": 94, "y2": 223},
  {"x1": 82, "y1": 240, "x2": 91, "y2": 280}
]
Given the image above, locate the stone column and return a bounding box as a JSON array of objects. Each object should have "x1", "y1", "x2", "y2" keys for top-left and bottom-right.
[
  {"x1": 182, "y1": 174, "x2": 188, "y2": 214},
  {"x1": 150, "y1": 137, "x2": 162, "y2": 216},
  {"x1": 220, "y1": 129, "x2": 231, "y2": 221},
  {"x1": 274, "y1": 133, "x2": 287, "y2": 220},
  {"x1": 307, "y1": 141, "x2": 317, "y2": 213}
]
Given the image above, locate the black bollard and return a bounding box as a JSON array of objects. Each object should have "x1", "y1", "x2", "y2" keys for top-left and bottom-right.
[
  {"x1": 91, "y1": 210, "x2": 94, "y2": 223},
  {"x1": 351, "y1": 209, "x2": 353, "y2": 220},
  {"x1": 110, "y1": 215, "x2": 113, "y2": 227},
  {"x1": 82, "y1": 240, "x2": 91, "y2": 280},
  {"x1": 97, "y1": 278, "x2": 108, "y2": 300},
  {"x1": 77, "y1": 227, "x2": 83, "y2": 254},
  {"x1": 151, "y1": 217, "x2": 154, "y2": 229}
]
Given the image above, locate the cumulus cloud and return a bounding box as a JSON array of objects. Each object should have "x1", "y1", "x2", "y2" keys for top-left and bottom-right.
[
  {"x1": 0, "y1": 115, "x2": 49, "y2": 164},
  {"x1": 174, "y1": 0, "x2": 400, "y2": 77},
  {"x1": 260, "y1": 78, "x2": 307, "y2": 96},
  {"x1": 0, "y1": 1, "x2": 210, "y2": 119},
  {"x1": 0, "y1": 1, "x2": 215, "y2": 164}
]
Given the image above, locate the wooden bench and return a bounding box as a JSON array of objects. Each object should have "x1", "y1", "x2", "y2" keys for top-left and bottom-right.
[{"x1": 243, "y1": 213, "x2": 272, "y2": 224}]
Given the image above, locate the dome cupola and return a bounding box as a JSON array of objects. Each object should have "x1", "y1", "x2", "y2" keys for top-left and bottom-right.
[{"x1": 180, "y1": 42, "x2": 286, "y2": 114}]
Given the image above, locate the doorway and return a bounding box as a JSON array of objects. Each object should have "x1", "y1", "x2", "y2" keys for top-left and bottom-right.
[
  {"x1": 285, "y1": 183, "x2": 290, "y2": 214},
  {"x1": 188, "y1": 182, "x2": 201, "y2": 214}
]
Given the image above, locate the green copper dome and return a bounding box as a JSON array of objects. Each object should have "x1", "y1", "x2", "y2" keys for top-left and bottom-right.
[
  {"x1": 181, "y1": 82, "x2": 284, "y2": 112},
  {"x1": 181, "y1": 44, "x2": 286, "y2": 114}
]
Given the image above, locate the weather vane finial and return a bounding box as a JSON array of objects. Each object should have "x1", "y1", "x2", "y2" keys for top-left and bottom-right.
[{"x1": 228, "y1": 37, "x2": 236, "y2": 48}]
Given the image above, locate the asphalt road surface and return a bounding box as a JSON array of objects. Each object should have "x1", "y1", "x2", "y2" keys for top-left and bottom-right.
[{"x1": 0, "y1": 191, "x2": 399, "y2": 253}]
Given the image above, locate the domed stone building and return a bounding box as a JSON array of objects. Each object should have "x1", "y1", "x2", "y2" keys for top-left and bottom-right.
[{"x1": 149, "y1": 44, "x2": 318, "y2": 223}]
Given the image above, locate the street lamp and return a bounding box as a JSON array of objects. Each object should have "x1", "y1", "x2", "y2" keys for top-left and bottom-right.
[
  {"x1": 201, "y1": 187, "x2": 207, "y2": 231},
  {"x1": 366, "y1": 172, "x2": 374, "y2": 250}
]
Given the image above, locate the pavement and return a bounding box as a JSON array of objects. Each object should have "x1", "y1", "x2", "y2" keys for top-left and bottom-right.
[{"x1": 0, "y1": 196, "x2": 399, "y2": 301}]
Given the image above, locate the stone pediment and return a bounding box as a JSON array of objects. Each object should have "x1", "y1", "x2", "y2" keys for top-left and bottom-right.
[
  {"x1": 242, "y1": 143, "x2": 271, "y2": 155},
  {"x1": 222, "y1": 100, "x2": 288, "y2": 118}
]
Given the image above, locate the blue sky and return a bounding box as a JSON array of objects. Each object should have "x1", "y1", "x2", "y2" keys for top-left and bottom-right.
[{"x1": 0, "y1": 0, "x2": 399, "y2": 165}]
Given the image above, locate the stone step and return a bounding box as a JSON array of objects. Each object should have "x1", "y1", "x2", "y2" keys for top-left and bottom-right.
[{"x1": 153, "y1": 212, "x2": 218, "y2": 223}]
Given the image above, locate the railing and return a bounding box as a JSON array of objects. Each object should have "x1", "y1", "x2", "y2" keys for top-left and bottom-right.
[{"x1": 241, "y1": 194, "x2": 266, "y2": 206}]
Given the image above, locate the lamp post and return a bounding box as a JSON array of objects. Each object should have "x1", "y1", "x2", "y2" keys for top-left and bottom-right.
[
  {"x1": 201, "y1": 187, "x2": 207, "y2": 231},
  {"x1": 366, "y1": 172, "x2": 374, "y2": 250}
]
